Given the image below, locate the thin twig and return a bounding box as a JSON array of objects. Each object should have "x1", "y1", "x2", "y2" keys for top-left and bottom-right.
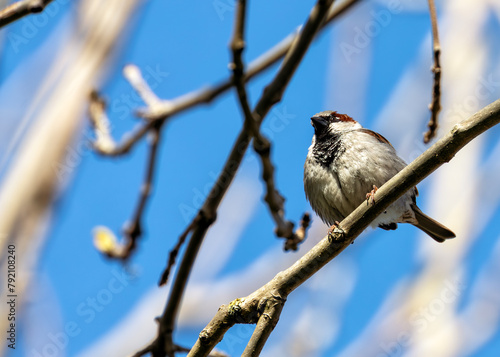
[
  {"x1": 424, "y1": 0, "x2": 442, "y2": 143},
  {"x1": 93, "y1": 124, "x2": 162, "y2": 260},
  {"x1": 95, "y1": 0, "x2": 361, "y2": 156},
  {"x1": 284, "y1": 213, "x2": 311, "y2": 251},
  {"x1": 118, "y1": 123, "x2": 162, "y2": 259},
  {"x1": 188, "y1": 98, "x2": 500, "y2": 357},
  {"x1": 134, "y1": 1, "x2": 336, "y2": 356},
  {"x1": 0, "y1": 0, "x2": 53, "y2": 28},
  {"x1": 229, "y1": 0, "x2": 309, "y2": 251},
  {"x1": 156, "y1": 212, "x2": 218, "y2": 357},
  {"x1": 158, "y1": 216, "x2": 199, "y2": 286},
  {"x1": 89, "y1": 65, "x2": 165, "y2": 156},
  {"x1": 253, "y1": 139, "x2": 311, "y2": 250},
  {"x1": 123, "y1": 64, "x2": 164, "y2": 108},
  {"x1": 88, "y1": 91, "x2": 117, "y2": 154},
  {"x1": 89, "y1": 66, "x2": 165, "y2": 260}
]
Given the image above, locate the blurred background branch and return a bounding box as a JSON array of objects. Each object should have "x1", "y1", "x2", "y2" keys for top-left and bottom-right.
[
  {"x1": 89, "y1": 65, "x2": 165, "y2": 260},
  {"x1": 0, "y1": 0, "x2": 143, "y2": 352},
  {"x1": 0, "y1": 0, "x2": 53, "y2": 28}
]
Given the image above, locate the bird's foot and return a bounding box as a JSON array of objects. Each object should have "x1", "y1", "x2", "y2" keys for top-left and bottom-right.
[
  {"x1": 328, "y1": 221, "x2": 344, "y2": 240},
  {"x1": 366, "y1": 185, "x2": 378, "y2": 205}
]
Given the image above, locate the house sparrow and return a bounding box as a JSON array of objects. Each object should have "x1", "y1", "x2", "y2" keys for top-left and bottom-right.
[{"x1": 303, "y1": 110, "x2": 455, "y2": 242}]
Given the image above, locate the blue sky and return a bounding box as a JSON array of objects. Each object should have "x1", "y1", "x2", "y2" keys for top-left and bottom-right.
[{"x1": 2, "y1": 1, "x2": 500, "y2": 356}]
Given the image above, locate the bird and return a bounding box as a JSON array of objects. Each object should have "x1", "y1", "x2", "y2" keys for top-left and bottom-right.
[{"x1": 303, "y1": 110, "x2": 455, "y2": 243}]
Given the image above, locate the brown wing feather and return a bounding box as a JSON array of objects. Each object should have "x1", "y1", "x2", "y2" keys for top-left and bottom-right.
[{"x1": 356, "y1": 128, "x2": 394, "y2": 148}]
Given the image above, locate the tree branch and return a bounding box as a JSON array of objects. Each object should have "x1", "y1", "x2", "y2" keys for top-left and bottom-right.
[
  {"x1": 0, "y1": 0, "x2": 53, "y2": 28},
  {"x1": 241, "y1": 296, "x2": 285, "y2": 357},
  {"x1": 229, "y1": 0, "x2": 310, "y2": 251},
  {"x1": 132, "y1": 342, "x2": 228, "y2": 357},
  {"x1": 88, "y1": 65, "x2": 164, "y2": 156},
  {"x1": 188, "y1": 98, "x2": 500, "y2": 356},
  {"x1": 117, "y1": 124, "x2": 161, "y2": 258},
  {"x1": 124, "y1": 64, "x2": 164, "y2": 108},
  {"x1": 158, "y1": 216, "x2": 199, "y2": 286},
  {"x1": 424, "y1": 0, "x2": 442, "y2": 143},
  {"x1": 134, "y1": 0, "x2": 336, "y2": 355},
  {"x1": 88, "y1": 91, "x2": 116, "y2": 154},
  {"x1": 96, "y1": 0, "x2": 360, "y2": 156},
  {"x1": 89, "y1": 66, "x2": 165, "y2": 260}
]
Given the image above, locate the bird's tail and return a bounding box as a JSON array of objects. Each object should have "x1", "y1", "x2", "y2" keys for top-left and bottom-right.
[{"x1": 410, "y1": 204, "x2": 456, "y2": 243}]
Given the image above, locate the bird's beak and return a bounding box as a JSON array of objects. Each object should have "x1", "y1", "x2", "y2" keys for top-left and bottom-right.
[{"x1": 311, "y1": 116, "x2": 328, "y2": 131}]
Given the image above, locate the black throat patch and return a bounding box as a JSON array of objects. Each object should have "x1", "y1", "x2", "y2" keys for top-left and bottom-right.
[{"x1": 312, "y1": 131, "x2": 344, "y2": 169}]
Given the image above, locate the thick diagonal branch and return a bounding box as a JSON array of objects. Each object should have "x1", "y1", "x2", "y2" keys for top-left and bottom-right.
[{"x1": 188, "y1": 99, "x2": 500, "y2": 357}]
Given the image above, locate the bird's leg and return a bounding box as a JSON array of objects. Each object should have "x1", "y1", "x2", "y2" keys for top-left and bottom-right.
[
  {"x1": 328, "y1": 221, "x2": 340, "y2": 235},
  {"x1": 328, "y1": 221, "x2": 344, "y2": 240},
  {"x1": 366, "y1": 185, "x2": 378, "y2": 205}
]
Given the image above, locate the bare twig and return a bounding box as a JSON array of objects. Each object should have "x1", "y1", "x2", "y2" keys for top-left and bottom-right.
[
  {"x1": 118, "y1": 124, "x2": 162, "y2": 258},
  {"x1": 284, "y1": 213, "x2": 311, "y2": 251},
  {"x1": 96, "y1": 0, "x2": 361, "y2": 156},
  {"x1": 90, "y1": 66, "x2": 165, "y2": 260},
  {"x1": 229, "y1": 0, "x2": 310, "y2": 251},
  {"x1": 134, "y1": 1, "x2": 336, "y2": 356},
  {"x1": 89, "y1": 65, "x2": 165, "y2": 156},
  {"x1": 188, "y1": 99, "x2": 500, "y2": 357},
  {"x1": 0, "y1": 0, "x2": 53, "y2": 28},
  {"x1": 155, "y1": 212, "x2": 218, "y2": 357},
  {"x1": 253, "y1": 139, "x2": 312, "y2": 250},
  {"x1": 124, "y1": 64, "x2": 164, "y2": 108},
  {"x1": 88, "y1": 91, "x2": 117, "y2": 154},
  {"x1": 158, "y1": 216, "x2": 199, "y2": 286},
  {"x1": 424, "y1": 0, "x2": 442, "y2": 143},
  {"x1": 92, "y1": 124, "x2": 162, "y2": 260}
]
